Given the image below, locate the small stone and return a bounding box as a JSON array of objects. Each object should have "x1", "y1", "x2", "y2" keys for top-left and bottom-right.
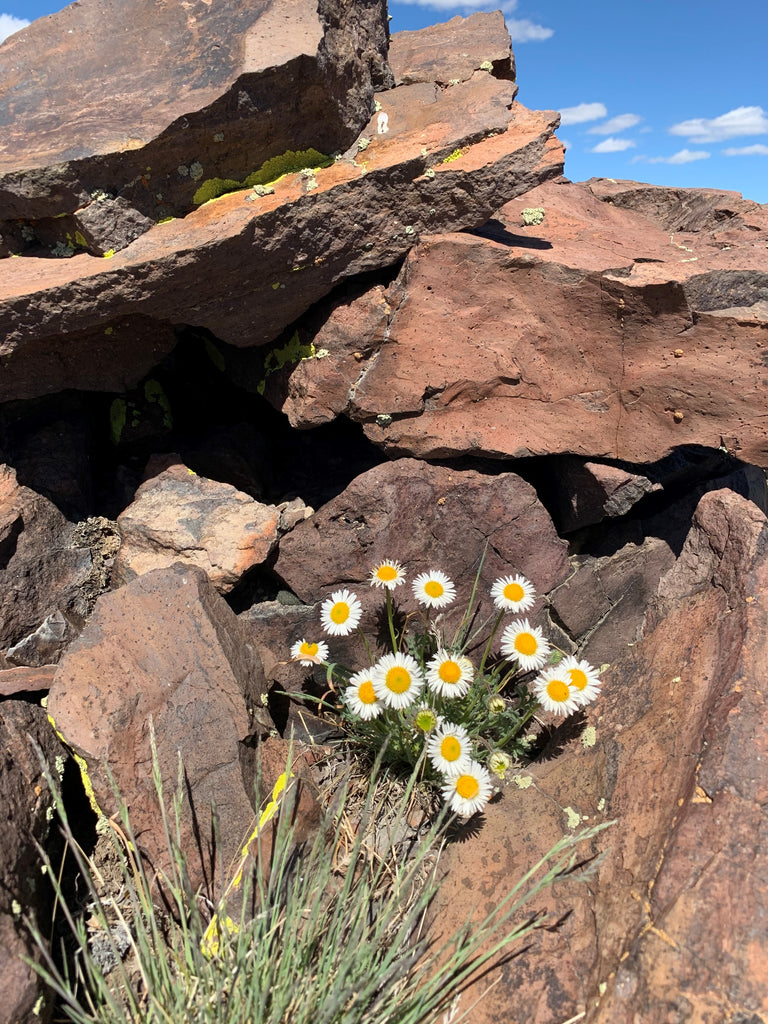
[
  {"x1": 673, "y1": 410, "x2": 684, "y2": 422},
  {"x1": 674, "y1": 348, "x2": 684, "y2": 357}
]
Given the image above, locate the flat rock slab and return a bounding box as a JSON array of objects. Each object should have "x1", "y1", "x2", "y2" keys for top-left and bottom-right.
[
  {"x1": 275, "y1": 177, "x2": 767, "y2": 466},
  {"x1": 113, "y1": 460, "x2": 307, "y2": 593},
  {"x1": 0, "y1": 13, "x2": 562, "y2": 402},
  {"x1": 428, "y1": 488, "x2": 768, "y2": 1024},
  {"x1": 47, "y1": 564, "x2": 272, "y2": 896},
  {"x1": 0, "y1": 0, "x2": 390, "y2": 227},
  {"x1": 388, "y1": 11, "x2": 515, "y2": 85}
]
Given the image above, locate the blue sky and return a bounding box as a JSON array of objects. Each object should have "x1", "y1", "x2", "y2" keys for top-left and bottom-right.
[{"x1": 2, "y1": 0, "x2": 766, "y2": 203}]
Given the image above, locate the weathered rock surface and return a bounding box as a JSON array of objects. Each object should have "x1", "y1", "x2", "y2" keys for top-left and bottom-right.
[
  {"x1": 429, "y1": 487, "x2": 768, "y2": 1024},
  {"x1": 274, "y1": 458, "x2": 570, "y2": 652},
  {"x1": 0, "y1": 0, "x2": 391, "y2": 234},
  {"x1": 0, "y1": 664, "x2": 56, "y2": 697},
  {"x1": 113, "y1": 459, "x2": 309, "y2": 593},
  {"x1": 0, "y1": 465, "x2": 94, "y2": 653},
  {"x1": 0, "y1": 701, "x2": 67, "y2": 1024},
  {"x1": 266, "y1": 176, "x2": 768, "y2": 467},
  {"x1": 0, "y1": 13, "x2": 563, "y2": 402},
  {"x1": 388, "y1": 11, "x2": 515, "y2": 86},
  {"x1": 47, "y1": 564, "x2": 273, "y2": 896}
]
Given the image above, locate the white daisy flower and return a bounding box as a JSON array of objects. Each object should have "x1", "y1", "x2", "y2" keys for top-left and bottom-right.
[
  {"x1": 319, "y1": 589, "x2": 363, "y2": 637},
  {"x1": 371, "y1": 652, "x2": 425, "y2": 710},
  {"x1": 500, "y1": 618, "x2": 550, "y2": 673},
  {"x1": 426, "y1": 650, "x2": 474, "y2": 698},
  {"x1": 561, "y1": 656, "x2": 602, "y2": 707},
  {"x1": 289, "y1": 638, "x2": 330, "y2": 666},
  {"x1": 491, "y1": 574, "x2": 536, "y2": 614},
  {"x1": 426, "y1": 722, "x2": 473, "y2": 774},
  {"x1": 411, "y1": 570, "x2": 457, "y2": 609},
  {"x1": 369, "y1": 559, "x2": 406, "y2": 591},
  {"x1": 441, "y1": 761, "x2": 493, "y2": 817},
  {"x1": 344, "y1": 669, "x2": 383, "y2": 720},
  {"x1": 533, "y1": 666, "x2": 580, "y2": 717}
]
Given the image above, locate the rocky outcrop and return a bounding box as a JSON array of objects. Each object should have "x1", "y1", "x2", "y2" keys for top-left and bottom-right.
[{"x1": 0, "y1": 11, "x2": 562, "y2": 402}]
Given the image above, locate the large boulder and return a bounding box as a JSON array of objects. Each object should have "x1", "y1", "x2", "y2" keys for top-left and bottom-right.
[
  {"x1": 426, "y1": 486, "x2": 768, "y2": 1024},
  {"x1": 47, "y1": 565, "x2": 273, "y2": 896}
]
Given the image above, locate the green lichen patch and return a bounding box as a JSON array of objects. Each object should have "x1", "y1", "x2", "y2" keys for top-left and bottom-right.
[
  {"x1": 256, "y1": 331, "x2": 328, "y2": 395},
  {"x1": 521, "y1": 207, "x2": 546, "y2": 226},
  {"x1": 193, "y1": 148, "x2": 333, "y2": 206},
  {"x1": 442, "y1": 148, "x2": 464, "y2": 164}
]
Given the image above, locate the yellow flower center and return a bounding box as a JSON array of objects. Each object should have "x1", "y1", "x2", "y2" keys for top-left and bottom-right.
[
  {"x1": 300, "y1": 642, "x2": 319, "y2": 657},
  {"x1": 358, "y1": 680, "x2": 376, "y2": 704},
  {"x1": 569, "y1": 668, "x2": 588, "y2": 691},
  {"x1": 440, "y1": 736, "x2": 462, "y2": 761},
  {"x1": 330, "y1": 602, "x2": 350, "y2": 624},
  {"x1": 515, "y1": 632, "x2": 537, "y2": 656},
  {"x1": 456, "y1": 775, "x2": 479, "y2": 800},
  {"x1": 438, "y1": 660, "x2": 461, "y2": 684},
  {"x1": 377, "y1": 565, "x2": 397, "y2": 581},
  {"x1": 386, "y1": 667, "x2": 412, "y2": 693},
  {"x1": 503, "y1": 582, "x2": 525, "y2": 602},
  {"x1": 546, "y1": 678, "x2": 570, "y2": 703},
  {"x1": 424, "y1": 580, "x2": 444, "y2": 598}
]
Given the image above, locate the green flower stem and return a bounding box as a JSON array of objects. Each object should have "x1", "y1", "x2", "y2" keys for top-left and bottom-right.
[
  {"x1": 478, "y1": 610, "x2": 504, "y2": 676},
  {"x1": 385, "y1": 588, "x2": 398, "y2": 653},
  {"x1": 358, "y1": 627, "x2": 374, "y2": 666}
]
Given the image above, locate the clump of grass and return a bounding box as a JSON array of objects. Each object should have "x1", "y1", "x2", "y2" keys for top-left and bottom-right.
[{"x1": 28, "y1": 741, "x2": 610, "y2": 1024}]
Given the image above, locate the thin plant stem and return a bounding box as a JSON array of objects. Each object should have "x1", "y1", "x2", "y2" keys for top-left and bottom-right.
[{"x1": 385, "y1": 588, "x2": 398, "y2": 652}]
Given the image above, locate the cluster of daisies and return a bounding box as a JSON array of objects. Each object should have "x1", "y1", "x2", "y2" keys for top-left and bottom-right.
[{"x1": 290, "y1": 560, "x2": 602, "y2": 818}]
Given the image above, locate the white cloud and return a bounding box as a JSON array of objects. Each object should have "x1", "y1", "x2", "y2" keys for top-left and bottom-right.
[
  {"x1": 670, "y1": 106, "x2": 768, "y2": 144},
  {"x1": 0, "y1": 13, "x2": 29, "y2": 44},
  {"x1": 506, "y1": 18, "x2": 553, "y2": 41},
  {"x1": 589, "y1": 113, "x2": 642, "y2": 135},
  {"x1": 591, "y1": 137, "x2": 636, "y2": 153},
  {"x1": 558, "y1": 102, "x2": 608, "y2": 126},
  {"x1": 646, "y1": 149, "x2": 711, "y2": 165},
  {"x1": 723, "y1": 144, "x2": 768, "y2": 157}
]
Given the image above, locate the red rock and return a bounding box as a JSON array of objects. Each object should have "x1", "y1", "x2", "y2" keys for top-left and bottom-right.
[
  {"x1": 0, "y1": 465, "x2": 94, "y2": 652},
  {"x1": 544, "y1": 459, "x2": 660, "y2": 533},
  {"x1": 0, "y1": 0, "x2": 390, "y2": 230},
  {"x1": 388, "y1": 11, "x2": 515, "y2": 85},
  {"x1": 47, "y1": 564, "x2": 272, "y2": 896},
  {"x1": 113, "y1": 460, "x2": 305, "y2": 593},
  {"x1": 0, "y1": 14, "x2": 563, "y2": 402},
  {"x1": 0, "y1": 665, "x2": 56, "y2": 697},
  {"x1": 309, "y1": 178, "x2": 768, "y2": 466},
  {"x1": 0, "y1": 701, "x2": 67, "y2": 1024},
  {"x1": 274, "y1": 458, "x2": 569, "y2": 662},
  {"x1": 427, "y1": 488, "x2": 768, "y2": 1024}
]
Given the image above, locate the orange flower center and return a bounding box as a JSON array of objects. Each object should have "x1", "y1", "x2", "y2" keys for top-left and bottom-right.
[
  {"x1": 386, "y1": 667, "x2": 412, "y2": 693},
  {"x1": 358, "y1": 680, "x2": 376, "y2": 704},
  {"x1": 424, "y1": 580, "x2": 444, "y2": 598},
  {"x1": 546, "y1": 678, "x2": 570, "y2": 703},
  {"x1": 300, "y1": 642, "x2": 319, "y2": 657},
  {"x1": 439, "y1": 660, "x2": 461, "y2": 684},
  {"x1": 456, "y1": 775, "x2": 479, "y2": 800},
  {"x1": 330, "y1": 602, "x2": 350, "y2": 624},
  {"x1": 515, "y1": 632, "x2": 537, "y2": 656},
  {"x1": 503, "y1": 582, "x2": 525, "y2": 602},
  {"x1": 440, "y1": 736, "x2": 462, "y2": 761},
  {"x1": 569, "y1": 668, "x2": 588, "y2": 691},
  {"x1": 377, "y1": 565, "x2": 397, "y2": 581}
]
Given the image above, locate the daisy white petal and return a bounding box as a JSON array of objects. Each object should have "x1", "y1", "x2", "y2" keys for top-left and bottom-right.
[
  {"x1": 319, "y1": 589, "x2": 363, "y2": 637},
  {"x1": 561, "y1": 656, "x2": 602, "y2": 706},
  {"x1": 411, "y1": 570, "x2": 457, "y2": 609},
  {"x1": 369, "y1": 559, "x2": 406, "y2": 591},
  {"x1": 289, "y1": 638, "x2": 330, "y2": 666},
  {"x1": 491, "y1": 574, "x2": 536, "y2": 614},
  {"x1": 500, "y1": 618, "x2": 550, "y2": 673},
  {"x1": 426, "y1": 722, "x2": 473, "y2": 774},
  {"x1": 441, "y1": 761, "x2": 493, "y2": 817},
  {"x1": 344, "y1": 669, "x2": 383, "y2": 720},
  {"x1": 533, "y1": 666, "x2": 580, "y2": 717},
  {"x1": 426, "y1": 650, "x2": 474, "y2": 698},
  {"x1": 371, "y1": 652, "x2": 425, "y2": 710}
]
